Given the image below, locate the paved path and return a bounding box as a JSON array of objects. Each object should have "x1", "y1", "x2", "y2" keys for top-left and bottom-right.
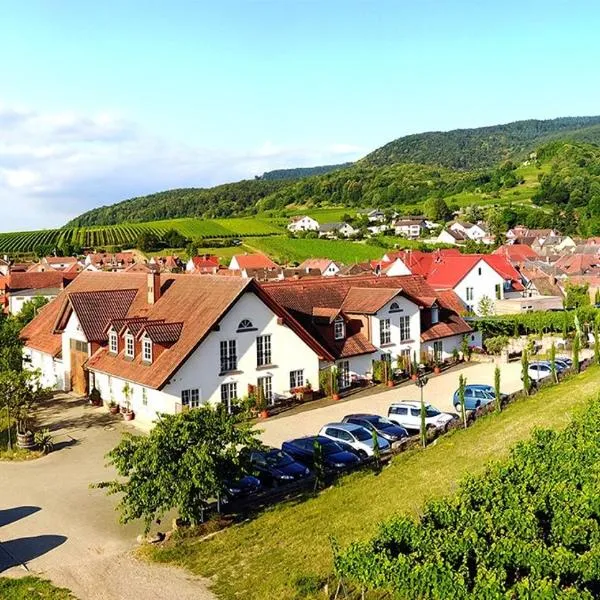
[
  {"x1": 259, "y1": 359, "x2": 528, "y2": 447},
  {"x1": 0, "y1": 395, "x2": 215, "y2": 600}
]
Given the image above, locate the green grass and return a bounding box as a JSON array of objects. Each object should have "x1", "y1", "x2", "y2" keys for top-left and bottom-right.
[
  {"x1": 0, "y1": 577, "x2": 75, "y2": 599},
  {"x1": 145, "y1": 366, "x2": 600, "y2": 600},
  {"x1": 149, "y1": 217, "x2": 283, "y2": 238}
]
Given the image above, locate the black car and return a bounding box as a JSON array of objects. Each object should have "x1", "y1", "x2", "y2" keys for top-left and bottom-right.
[
  {"x1": 250, "y1": 448, "x2": 311, "y2": 486},
  {"x1": 342, "y1": 414, "x2": 409, "y2": 446},
  {"x1": 281, "y1": 435, "x2": 361, "y2": 471},
  {"x1": 223, "y1": 475, "x2": 262, "y2": 502}
]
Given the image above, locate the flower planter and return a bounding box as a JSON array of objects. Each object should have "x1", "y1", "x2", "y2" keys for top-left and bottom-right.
[
  {"x1": 386, "y1": 380, "x2": 395, "y2": 388},
  {"x1": 259, "y1": 409, "x2": 269, "y2": 419},
  {"x1": 411, "y1": 374, "x2": 418, "y2": 381},
  {"x1": 16, "y1": 431, "x2": 36, "y2": 450},
  {"x1": 332, "y1": 393, "x2": 341, "y2": 401},
  {"x1": 123, "y1": 411, "x2": 135, "y2": 421},
  {"x1": 302, "y1": 391, "x2": 314, "y2": 402},
  {"x1": 109, "y1": 405, "x2": 120, "y2": 415},
  {"x1": 433, "y1": 367, "x2": 441, "y2": 375}
]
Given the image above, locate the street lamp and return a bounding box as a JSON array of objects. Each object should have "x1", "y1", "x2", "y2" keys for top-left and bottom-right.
[{"x1": 414, "y1": 364, "x2": 429, "y2": 448}]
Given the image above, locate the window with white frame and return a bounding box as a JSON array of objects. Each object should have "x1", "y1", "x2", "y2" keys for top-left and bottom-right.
[
  {"x1": 181, "y1": 388, "x2": 201, "y2": 408},
  {"x1": 399, "y1": 315, "x2": 411, "y2": 341},
  {"x1": 124, "y1": 333, "x2": 134, "y2": 359},
  {"x1": 256, "y1": 335, "x2": 272, "y2": 367},
  {"x1": 109, "y1": 330, "x2": 118, "y2": 354},
  {"x1": 220, "y1": 382, "x2": 238, "y2": 413},
  {"x1": 142, "y1": 388, "x2": 148, "y2": 406},
  {"x1": 466, "y1": 287, "x2": 474, "y2": 301},
  {"x1": 338, "y1": 360, "x2": 350, "y2": 389},
  {"x1": 220, "y1": 340, "x2": 237, "y2": 372},
  {"x1": 380, "y1": 318, "x2": 391, "y2": 345},
  {"x1": 258, "y1": 376, "x2": 273, "y2": 404},
  {"x1": 142, "y1": 337, "x2": 153, "y2": 363},
  {"x1": 334, "y1": 316, "x2": 345, "y2": 340},
  {"x1": 289, "y1": 369, "x2": 304, "y2": 389}
]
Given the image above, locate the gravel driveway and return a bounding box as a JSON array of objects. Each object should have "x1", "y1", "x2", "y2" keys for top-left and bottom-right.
[{"x1": 0, "y1": 395, "x2": 215, "y2": 600}]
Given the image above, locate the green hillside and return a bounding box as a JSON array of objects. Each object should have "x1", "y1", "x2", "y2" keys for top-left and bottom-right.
[
  {"x1": 258, "y1": 163, "x2": 351, "y2": 181},
  {"x1": 362, "y1": 116, "x2": 600, "y2": 170}
]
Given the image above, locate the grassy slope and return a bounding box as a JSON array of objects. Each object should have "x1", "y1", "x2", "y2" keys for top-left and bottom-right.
[
  {"x1": 145, "y1": 366, "x2": 600, "y2": 600},
  {"x1": 0, "y1": 577, "x2": 75, "y2": 599}
]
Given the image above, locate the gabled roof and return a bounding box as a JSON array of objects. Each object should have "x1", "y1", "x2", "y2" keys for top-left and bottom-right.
[
  {"x1": 140, "y1": 321, "x2": 184, "y2": 344},
  {"x1": 7, "y1": 271, "x2": 78, "y2": 292},
  {"x1": 43, "y1": 256, "x2": 78, "y2": 265},
  {"x1": 231, "y1": 254, "x2": 278, "y2": 270},
  {"x1": 341, "y1": 287, "x2": 401, "y2": 314},
  {"x1": 493, "y1": 244, "x2": 539, "y2": 262},
  {"x1": 554, "y1": 253, "x2": 600, "y2": 275},
  {"x1": 298, "y1": 258, "x2": 339, "y2": 271}
]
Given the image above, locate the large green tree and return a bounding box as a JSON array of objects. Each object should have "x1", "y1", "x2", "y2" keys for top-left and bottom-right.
[{"x1": 96, "y1": 406, "x2": 262, "y2": 532}]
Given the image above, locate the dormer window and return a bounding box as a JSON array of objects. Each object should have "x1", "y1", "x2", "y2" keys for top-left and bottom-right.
[
  {"x1": 108, "y1": 330, "x2": 118, "y2": 354},
  {"x1": 334, "y1": 316, "x2": 345, "y2": 340},
  {"x1": 431, "y1": 304, "x2": 439, "y2": 324},
  {"x1": 142, "y1": 337, "x2": 153, "y2": 363},
  {"x1": 125, "y1": 333, "x2": 135, "y2": 359}
]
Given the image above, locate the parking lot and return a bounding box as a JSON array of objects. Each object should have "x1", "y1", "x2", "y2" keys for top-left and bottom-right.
[{"x1": 259, "y1": 360, "x2": 526, "y2": 447}]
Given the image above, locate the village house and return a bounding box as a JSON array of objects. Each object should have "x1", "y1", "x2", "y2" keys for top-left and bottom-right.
[
  {"x1": 318, "y1": 222, "x2": 357, "y2": 239},
  {"x1": 393, "y1": 217, "x2": 427, "y2": 239},
  {"x1": 493, "y1": 243, "x2": 539, "y2": 264},
  {"x1": 185, "y1": 254, "x2": 220, "y2": 274},
  {"x1": 20, "y1": 272, "x2": 327, "y2": 419},
  {"x1": 228, "y1": 253, "x2": 278, "y2": 271},
  {"x1": 436, "y1": 228, "x2": 466, "y2": 245},
  {"x1": 84, "y1": 252, "x2": 136, "y2": 271},
  {"x1": 40, "y1": 256, "x2": 80, "y2": 271},
  {"x1": 4, "y1": 271, "x2": 79, "y2": 315},
  {"x1": 0, "y1": 256, "x2": 10, "y2": 277},
  {"x1": 449, "y1": 221, "x2": 492, "y2": 243},
  {"x1": 297, "y1": 258, "x2": 341, "y2": 277},
  {"x1": 287, "y1": 215, "x2": 320, "y2": 233},
  {"x1": 357, "y1": 209, "x2": 387, "y2": 223}
]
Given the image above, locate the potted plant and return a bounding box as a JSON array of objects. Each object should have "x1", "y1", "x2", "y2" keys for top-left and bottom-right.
[
  {"x1": 330, "y1": 366, "x2": 340, "y2": 401},
  {"x1": 122, "y1": 382, "x2": 135, "y2": 421},
  {"x1": 256, "y1": 385, "x2": 268, "y2": 419},
  {"x1": 433, "y1": 362, "x2": 441, "y2": 375},
  {"x1": 89, "y1": 387, "x2": 102, "y2": 407},
  {"x1": 303, "y1": 380, "x2": 314, "y2": 402},
  {"x1": 108, "y1": 399, "x2": 120, "y2": 415},
  {"x1": 411, "y1": 351, "x2": 419, "y2": 381},
  {"x1": 452, "y1": 348, "x2": 459, "y2": 364},
  {"x1": 15, "y1": 405, "x2": 35, "y2": 450}
]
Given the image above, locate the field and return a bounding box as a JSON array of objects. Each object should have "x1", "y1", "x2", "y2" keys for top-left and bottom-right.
[
  {"x1": 145, "y1": 366, "x2": 600, "y2": 600},
  {"x1": 247, "y1": 236, "x2": 425, "y2": 264},
  {"x1": 0, "y1": 577, "x2": 74, "y2": 599},
  {"x1": 0, "y1": 217, "x2": 285, "y2": 254}
]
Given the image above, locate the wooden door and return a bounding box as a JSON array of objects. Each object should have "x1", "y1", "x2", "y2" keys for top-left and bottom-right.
[{"x1": 70, "y1": 339, "x2": 89, "y2": 395}]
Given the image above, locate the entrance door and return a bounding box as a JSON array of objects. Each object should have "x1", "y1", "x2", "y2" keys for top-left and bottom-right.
[{"x1": 70, "y1": 339, "x2": 89, "y2": 395}]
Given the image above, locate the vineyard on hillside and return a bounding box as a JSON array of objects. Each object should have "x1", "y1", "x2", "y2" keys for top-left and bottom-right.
[
  {"x1": 335, "y1": 396, "x2": 600, "y2": 598},
  {"x1": 0, "y1": 217, "x2": 284, "y2": 254}
]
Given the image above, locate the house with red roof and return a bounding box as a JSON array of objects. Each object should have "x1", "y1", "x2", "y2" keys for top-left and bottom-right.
[
  {"x1": 493, "y1": 244, "x2": 539, "y2": 264},
  {"x1": 185, "y1": 254, "x2": 220, "y2": 274},
  {"x1": 20, "y1": 271, "x2": 328, "y2": 418},
  {"x1": 229, "y1": 253, "x2": 278, "y2": 271}
]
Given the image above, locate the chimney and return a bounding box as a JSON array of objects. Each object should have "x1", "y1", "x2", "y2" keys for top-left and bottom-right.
[{"x1": 147, "y1": 272, "x2": 161, "y2": 304}]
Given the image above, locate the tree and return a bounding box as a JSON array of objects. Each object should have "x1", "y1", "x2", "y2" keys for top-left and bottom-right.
[
  {"x1": 573, "y1": 332, "x2": 580, "y2": 373},
  {"x1": 485, "y1": 335, "x2": 509, "y2": 355},
  {"x1": 313, "y1": 438, "x2": 325, "y2": 491},
  {"x1": 521, "y1": 348, "x2": 530, "y2": 396},
  {"x1": 423, "y1": 197, "x2": 452, "y2": 222},
  {"x1": 564, "y1": 283, "x2": 590, "y2": 309},
  {"x1": 163, "y1": 229, "x2": 188, "y2": 249},
  {"x1": 549, "y1": 341, "x2": 558, "y2": 383},
  {"x1": 371, "y1": 428, "x2": 381, "y2": 473},
  {"x1": 595, "y1": 320, "x2": 600, "y2": 365},
  {"x1": 477, "y1": 295, "x2": 495, "y2": 317},
  {"x1": 95, "y1": 406, "x2": 261, "y2": 533},
  {"x1": 16, "y1": 296, "x2": 49, "y2": 327},
  {"x1": 595, "y1": 288, "x2": 600, "y2": 305},
  {"x1": 136, "y1": 231, "x2": 161, "y2": 252},
  {"x1": 458, "y1": 374, "x2": 467, "y2": 428},
  {"x1": 0, "y1": 317, "x2": 24, "y2": 372},
  {"x1": 494, "y1": 367, "x2": 501, "y2": 412}
]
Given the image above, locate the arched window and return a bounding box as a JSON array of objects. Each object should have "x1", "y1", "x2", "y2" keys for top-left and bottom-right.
[
  {"x1": 389, "y1": 302, "x2": 400, "y2": 313},
  {"x1": 334, "y1": 316, "x2": 345, "y2": 340},
  {"x1": 237, "y1": 319, "x2": 254, "y2": 332}
]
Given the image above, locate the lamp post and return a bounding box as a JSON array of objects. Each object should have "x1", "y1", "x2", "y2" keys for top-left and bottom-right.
[{"x1": 414, "y1": 364, "x2": 429, "y2": 448}]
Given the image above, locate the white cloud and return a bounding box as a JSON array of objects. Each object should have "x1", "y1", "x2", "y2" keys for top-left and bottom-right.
[{"x1": 0, "y1": 103, "x2": 365, "y2": 231}]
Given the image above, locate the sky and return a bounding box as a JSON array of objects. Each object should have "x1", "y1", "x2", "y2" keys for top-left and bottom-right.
[{"x1": 1, "y1": 0, "x2": 600, "y2": 231}]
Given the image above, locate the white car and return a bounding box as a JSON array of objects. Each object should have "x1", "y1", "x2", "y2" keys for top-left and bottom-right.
[
  {"x1": 527, "y1": 362, "x2": 552, "y2": 381},
  {"x1": 387, "y1": 401, "x2": 454, "y2": 432},
  {"x1": 318, "y1": 423, "x2": 391, "y2": 458}
]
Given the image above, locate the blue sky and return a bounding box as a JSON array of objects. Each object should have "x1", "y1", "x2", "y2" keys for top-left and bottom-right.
[{"x1": 1, "y1": 0, "x2": 599, "y2": 230}]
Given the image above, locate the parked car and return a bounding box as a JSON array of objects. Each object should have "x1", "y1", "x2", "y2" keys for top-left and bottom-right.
[
  {"x1": 465, "y1": 384, "x2": 509, "y2": 401},
  {"x1": 557, "y1": 356, "x2": 573, "y2": 367},
  {"x1": 388, "y1": 401, "x2": 455, "y2": 432},
  {"x1": 534, "y1": 360, "x2": 567, "y2": 374},
  {"x1": 452, "y1": 385, "x2": 495, "y2": 412},
  {"x1": 319, "y1": 422, "x2": 391, "y2": 458},
  {"x1": 527, "y1": 362, "x2": 552, "y2": 381},
  {"x1": 224, "y1": 475, "x2": 262, "y2": 502},
  {"x1": 341, "y1": 414, "x2": 409, "y2": 448},
  {"x1": 249, "y1": 448, "x2": 310, "y2": 486},
  {"x1": 282, "y1": 435, "x2": 361, "y2": 471}
]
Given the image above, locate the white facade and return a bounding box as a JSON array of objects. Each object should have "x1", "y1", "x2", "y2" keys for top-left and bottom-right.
[
  {"x1": 321, "y1": 262, "x2": 341, "y2": 277},
  {"x1": 383, "y1": 259, "x2": 412, "y2": 277},
  {"x1": 394, "y1": 222, "x2": 424, "y2": 239},
  {"x1": 452, "y1": 259, "x2": 507, "y2": 315},
  {"x1": 287, "y1": 216, "x2": 320, "y2": 232},
  {"x1": 8, "y1": 291, "x2": 59, "y2": 316},
  {"x1": 450, "y1": 221, "x2": 488, "y2": 241},
  {"x1": 23, "y1": 348, "x2": 63, "y2": 390},
  {"x1": 436, "y1": 229, "x2": 461, "y2": 245},
  {"x1": 89, "y1": 291, "x2": 321, "y2": 424}
]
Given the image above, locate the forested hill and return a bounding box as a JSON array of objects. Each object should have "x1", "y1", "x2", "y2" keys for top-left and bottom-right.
[
  {"x1": 363, "y1": 116, "x2": 600, "y2": 170},
  {"x1": 258, "y1": 163, "x2": 352, "y2": 180},
  {"x1": 67, "y1": 179, "x2": 290, "y2": 227}
]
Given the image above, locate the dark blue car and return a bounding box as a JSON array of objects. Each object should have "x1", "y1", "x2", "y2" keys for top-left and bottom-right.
[
  {"x1": 341, "y1": 414, "x2": 409, "y2": 446},
  {"x1": 250, "y1": 448, "x2": 311, "y2": 486},
  {"x1": 282, "y1": 435, "x2": 361, "y2": 471}
]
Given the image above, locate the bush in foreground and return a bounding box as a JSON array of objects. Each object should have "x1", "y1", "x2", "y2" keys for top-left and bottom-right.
[{"x1": 334, "y1": 396, "x2": 600, "y2": 598}]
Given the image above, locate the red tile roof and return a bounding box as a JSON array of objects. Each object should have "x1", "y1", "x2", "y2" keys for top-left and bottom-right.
[
  {"x1": 44, "y1": 256, "x2": 78, "y2": 265},
  {"x1": 341, "y1": 287, "x2": 401, "y2": 314},
  {"x1": 231, "y1": 254, "x2": 278, "y2": 270},
  {"x1": 298, "y1": 258, "x2": 338, "y2": 272},
  {"x1": 7, "y1": 271, "x2": 78, "y2": 292},
  {"x1": 140, "y1": 321, "x2": 183, "y2": 344},
  {"x1": 493, "y1": 244, "x2": 539, "y2": 262}
]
